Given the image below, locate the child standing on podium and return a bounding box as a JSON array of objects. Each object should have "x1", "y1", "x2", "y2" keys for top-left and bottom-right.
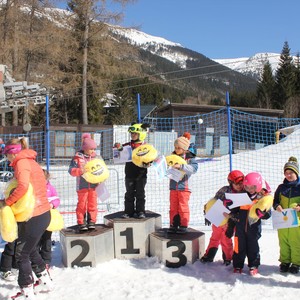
[{"x1": 168, "y1": 135, "x2": 198, "y2": 233}]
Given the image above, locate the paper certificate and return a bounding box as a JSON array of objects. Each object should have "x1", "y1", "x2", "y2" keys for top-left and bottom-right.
[
  {"x1": 205, "y1": 200, "x2": 230, "y2": 227},
  {"x1": 166, "y1": 168, "x2": 185, "y2": 182},
  {"x1": 224, "y1": 193, "x2": 253, "y2": 209},
  {"x1": 272, "y1": 209, "x2": 299, "y2": 229},
  {"x1": 113, "y1": 145, "x2": 132, "y2": 164},
  {"x1": 152, "y1": 155, "x2": 168, "y2": 179}
]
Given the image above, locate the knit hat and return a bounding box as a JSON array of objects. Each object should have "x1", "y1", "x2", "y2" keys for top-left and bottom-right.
[
  {"x1": 81, "y1": 133, "x2": 97, "y2": 151},
  {"x1": 284, "y1": 156, "x2": 299, "y2": 177},
  {"x1": 174, "y1": 136, "x2": 190, "y2": 151}
]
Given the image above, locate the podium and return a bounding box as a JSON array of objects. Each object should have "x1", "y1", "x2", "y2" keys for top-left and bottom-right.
[
  {"x1": 150, "y1": 228, "x2": 205, "y2": 268},
  {"x1": 60, "y1": 224, "x2": 114, "y2": 267},
  {"x1": 104, "y1": 211, "x2": 162, "y2": 259}
]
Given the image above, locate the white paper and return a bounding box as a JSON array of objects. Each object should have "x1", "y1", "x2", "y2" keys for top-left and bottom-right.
[
  {"x1": 224, "y1": 192, "x2": 253, "y2": 209},
  {"x1": 205, "y1": 200, "x2": 230, "y2": 226},
  {"x1": 113, "y1": 145, "x2": 132, "y2": 164},
  {"x1": 272, "y1": 209, "x2": 299, "y2": 229},
  {"x1": 152, "y1": 155, "x2": 168, "y2": 179},
  {"x1": 166, "y1": 167, "x2": 185, "y2": 182},
  {"x1": 95, "y1": 182, "x2": 110, "y2": 202}
]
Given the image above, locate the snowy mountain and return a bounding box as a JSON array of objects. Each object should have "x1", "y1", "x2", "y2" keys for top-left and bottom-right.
[
  {"x1": 109, "y1": 26, "x2": 288, "y2": 81},
  {"x1": 213, "y1": 53, "x2": 282, "y2": 80}
]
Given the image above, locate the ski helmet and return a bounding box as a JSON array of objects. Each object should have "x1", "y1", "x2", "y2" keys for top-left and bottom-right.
[
  {"x1": 227, "y1": 170, "x2": 244, "y2": 184},
  {"x1": 128, "y1": 123, "x2": 147, "y2": 141},
  {"x1": 243, "y1": 172, "x2": 263, "y2": 192}
]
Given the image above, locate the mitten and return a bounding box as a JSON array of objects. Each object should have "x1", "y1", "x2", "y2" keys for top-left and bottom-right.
[
  {"x1": 205, "y1": 218, "x2": 211, "y2": 226},
  {"x1": 256, "y1": 208, "x2": 271, "y2": 220},
  {"x1": 223, "y1": 199, "x2": 233, "y2": 209},
  {"x1": 114, "y1": 142, "x2": 123, "y2": 151},
  {"x1": 225, "y1": 218, "x2": 235, "y2": 238}
]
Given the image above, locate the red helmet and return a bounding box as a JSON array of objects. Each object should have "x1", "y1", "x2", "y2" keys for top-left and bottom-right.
[
  {"x1": 228, "y1": 170, "x2": 244, "y2": 184},
  {"x1": 243, "y1": 172, "x2": 263, "y2": 192}
]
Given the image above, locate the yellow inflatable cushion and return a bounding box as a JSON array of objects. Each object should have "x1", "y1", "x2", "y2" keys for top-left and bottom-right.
[
  {"x1": 166, "y1": 154, "x2": 187, "y2": 167},
  {"x1": 82, "y1": 159, "x2": 109, "y2": 184},
  {"x1": 5, "y1": 179, "x2": 35, "y2": 222},
  {"x1": 132, "y1": 144, "x2": 158, "y2": 168},
  {"x1": 249, "y1": 194, "x2": 273, "y2": 222},
  {"x1": 46, "y1": 209, "x2": 64, "y2": 231},
  {"x1": 0, "y1": 206, "x2": 18, "y2": 242}
]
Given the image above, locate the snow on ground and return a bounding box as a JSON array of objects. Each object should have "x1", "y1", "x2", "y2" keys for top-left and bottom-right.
[{"x1": 0, "y1": 228, "x2": 299, "y2": 300}]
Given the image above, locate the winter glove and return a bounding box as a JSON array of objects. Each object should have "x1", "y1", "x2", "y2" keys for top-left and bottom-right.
[
  {"x1": 225, "y1": 218, "x2": 235, "y2": 238},
  {"x1": 256, "y1": 208, "x2": 271, "y2": 220},
  {"x1": 114, "y1": 142, "x2": 123, "y2": 151},
  {"x1": 223, "y1": 199, "x2": 233, "y2": 209},
  {"x1": 142, "y1": 162, "x2": 152, "y2": 168},
  {"x1": 205, "y1": 218, "x2": 211, "y2": 226}
]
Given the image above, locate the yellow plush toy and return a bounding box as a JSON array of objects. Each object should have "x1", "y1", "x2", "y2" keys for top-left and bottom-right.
[
  {"x1": 0, "y1": 206, "x2": 18, "y2": 242},
  {"x1": 204, "y1": 198, "x2": 228, "y2": 226},
  {"x1": 165, "y1": 154, "x2": 187, "y2": 167},
  {"x1": 82, "y1": 159, "x2": 109, "y2": 184},
  {"x1": 248, "y1": 194, "x2": 273, "y2": 225},
  {"x1": 4, "y1": 179, "x2": 35, "y2": 222},
  {"x1": 132, "y1": 144, "x2": 158, "y2": 168},
  {"x1": 46, "y1": 209, "x2": 64, "y2": 231}
]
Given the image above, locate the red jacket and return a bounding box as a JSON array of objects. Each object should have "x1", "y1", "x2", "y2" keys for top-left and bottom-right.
[{"x1": 5, "y1": 149, "x2": 50, "y2": 217}]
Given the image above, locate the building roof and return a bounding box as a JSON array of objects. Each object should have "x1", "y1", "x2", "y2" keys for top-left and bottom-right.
[{"x1": 152, "y1": 103, "x2": 284, "y2": 118}]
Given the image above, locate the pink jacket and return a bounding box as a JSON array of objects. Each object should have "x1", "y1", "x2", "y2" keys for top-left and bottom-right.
[{"x1": 46, "y1": 181, "x2": 60, "y2": 209}]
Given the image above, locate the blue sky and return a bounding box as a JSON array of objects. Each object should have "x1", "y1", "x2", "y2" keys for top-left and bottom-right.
[{"x1": 56, "y1": 0, "x2": 300, "y2": 59}]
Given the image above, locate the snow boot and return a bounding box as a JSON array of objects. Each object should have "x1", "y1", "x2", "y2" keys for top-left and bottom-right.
[
  {"x1": 36, "y1": 269, "x2": 53, "y2": 292},
  {"x1": 0, "y1": 270, "x2": 16, "y2": 281},
  {"x1": 279, "y1": 263, "x2": 290, "y2": 273}
]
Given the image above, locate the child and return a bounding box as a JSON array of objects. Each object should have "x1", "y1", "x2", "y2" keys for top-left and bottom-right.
[
  {"x1": 0, "y1": 241, "x2": 17, "y2": 281},
  {"x1": 115, "y1": 123, "x2": 149, "y2": 219},
  {"x1": 273, "y1": 156, "x2": 300, "y2": 274},
  {"x1": 36, "y1": 169, "x2": 60, "y2": 267},
  {"x1": 69, "y1": 133, "x2": 99, "y2": 231},
  {"x1": 201, "y1": 170, "x2": 245, "y2": 265},
  {"x1": 232, "y1": 172, "x2": 271, "y2": 275},
  {"x1": 168, "y1": 136, "x2": 198, "y2": 233}
]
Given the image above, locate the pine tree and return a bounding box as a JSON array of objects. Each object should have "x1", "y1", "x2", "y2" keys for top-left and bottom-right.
[
  {"x1": 274, "y1": 41, "x2": 296, "y2": 109},
  {"x1": 256, "y1": 61, "x2": 275, "y2": 109}
]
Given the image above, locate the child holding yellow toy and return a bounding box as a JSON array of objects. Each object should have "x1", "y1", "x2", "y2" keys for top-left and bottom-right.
[{"x1": 167, "y1": 136, "x2": 198, "y2": 233}]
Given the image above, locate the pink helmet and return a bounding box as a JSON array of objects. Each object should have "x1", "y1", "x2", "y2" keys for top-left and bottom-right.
[{"x1": 243, "y1": 172, "x2": 263, "y2": 192}]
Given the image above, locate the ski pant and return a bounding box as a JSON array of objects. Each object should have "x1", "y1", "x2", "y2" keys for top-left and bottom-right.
[
  {"x1": 37, "y1": 230, "x2": 52, "y2": 265},
  {"x1": 169, "y1": 190, "x2": 191, "y2": 227},
  {"x1": 278, "y1": 226, "x2": 300, "y2": 266},
  {"x1": 233, "y1": 221, "x2": 261, "y2": 269},
  {"x1": 0, "y1": 241, "x2": 17, "y2": 272},
  {"x1": 205, "y1": 224, "x2": 233, "y2": 261},
  {"x1": 124, "y1": 177, "x2": 147, "y2": 215},
  {"x1": 76, "y1": 188, "x2": 97, "y2": 224},
  {"x1": 15, "y1": 210, "x2": 51, "y2": 288}
]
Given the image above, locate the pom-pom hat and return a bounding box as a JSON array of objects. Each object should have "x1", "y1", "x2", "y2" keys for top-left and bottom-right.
[
  {"x1": 174, "y1": 136, "x2": 190, "y2": 151},
  {"x1": 284, "y1": 156, "x2": 299, "y2": 177},
  {"x1": 81, "y1": 133, "x2": 97, "y2": 151}
]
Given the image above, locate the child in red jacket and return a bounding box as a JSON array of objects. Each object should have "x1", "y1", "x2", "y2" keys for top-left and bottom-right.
[
  {"x1": 201, "y1": 170, "x2": 245, "y2": 265},
  {"x1": 69, "y1": 133, "x2": 99, "y2": 231}
]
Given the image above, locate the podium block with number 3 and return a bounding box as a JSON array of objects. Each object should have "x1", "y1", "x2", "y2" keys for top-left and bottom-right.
[{"x1": 150, "y1": 228, "x2": 205, "y2": 268}]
